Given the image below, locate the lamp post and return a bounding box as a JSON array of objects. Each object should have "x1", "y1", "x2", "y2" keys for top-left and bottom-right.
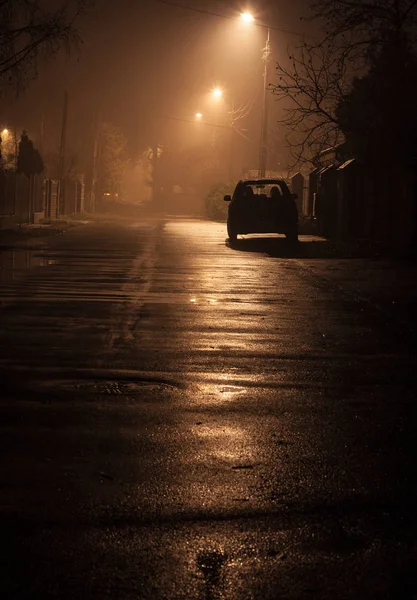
[
  {"x1": 228, "y1": 99, "x2": 235, "y2": 181},
  {"x1": 259, "y1": 27, "x2": 271, "y2": 178},
  {"x1": 240, "y1": 12, "x2": 272, "y2": 177}
]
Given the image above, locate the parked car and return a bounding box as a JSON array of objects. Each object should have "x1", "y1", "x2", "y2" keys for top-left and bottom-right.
[{"x1": 224, "y1": 178, "x2": 298, "y2": 243}]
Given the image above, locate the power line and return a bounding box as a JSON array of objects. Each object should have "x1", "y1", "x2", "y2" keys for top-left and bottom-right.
[
  {"x1": 153, "y1": 113, "x2": 233, "y2": 129},
  {"x1": 153, "y1": 113, "x2": 253, "y2": 142},
  {"x1": 152, "y1": 0, "x2": 306, "y2": 38}
]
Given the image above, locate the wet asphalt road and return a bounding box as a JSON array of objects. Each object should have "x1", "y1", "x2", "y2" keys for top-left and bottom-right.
[{"x1": 0, "y1": 217, "x2": 416, "y2": 599}]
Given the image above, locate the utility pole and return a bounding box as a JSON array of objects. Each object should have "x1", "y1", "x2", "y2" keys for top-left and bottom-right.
[
  {"x1": 39, "y1": 108, "x2": 45, "y2": 156},
  {"x1": 259, "y1": 28, "x2": 271, "y2": 178},
  {"x1": 14, "y1": 125, "x2": 18, "y2": 170},
  {"x1": 57, "y1": 91, "x2": 68, "y2": 216},
  {"x1": 228, "y1": 98, "x2": 235, "y2": 181},
  {"x1": 90, "y1": 113, "x2": 100, "y2": 213}
]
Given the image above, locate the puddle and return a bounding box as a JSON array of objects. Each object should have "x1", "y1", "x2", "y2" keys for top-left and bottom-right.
[
  {"x1": 0, "y1": 248, "x2": 47, "y2": 286},
  {"x1": 37, "y1": 376, "x2": 180, "y2": 396},
  {"x1": 57, "y1": 379, "x2": 175, "y2": 394}
]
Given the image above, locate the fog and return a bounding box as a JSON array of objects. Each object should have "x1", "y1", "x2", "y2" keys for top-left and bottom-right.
[{"x1": 0, "y1": 0, "x2": 312, "y2": 214}]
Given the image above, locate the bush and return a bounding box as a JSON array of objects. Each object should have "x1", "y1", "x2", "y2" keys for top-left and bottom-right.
[{"x1": 205, "y1": 182, "x2": 234, "y2": 221}]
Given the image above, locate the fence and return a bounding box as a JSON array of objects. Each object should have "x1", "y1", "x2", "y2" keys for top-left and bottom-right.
[
  {"x1": 305, "y1": 159, "x2": 417, "y2": 253},
  {"x1": 0, "y1": 174, "x2": 85, "y2": 229},
  {"x1": 0, "y1": 173, "x2": 43, "y2": 228}
]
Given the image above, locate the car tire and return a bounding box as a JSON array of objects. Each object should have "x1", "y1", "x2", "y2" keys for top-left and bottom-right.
[
  {"x1": 285, "y1": 224, "x2": 298, "y2": 243},
  {"x1": 227, "y1": 222, "x2": 238, "y2": 242}
]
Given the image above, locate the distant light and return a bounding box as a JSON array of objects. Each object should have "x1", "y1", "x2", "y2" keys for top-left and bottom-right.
[
  {"x1": 212, "y1": 88, "x2": 223, "y2": 99},
  {"x1": 195, "y1": 112, "x2": 203, "y2": 120},
  {"x1": 240, "y1": 12, "x2": 255, "y2": 24},
  {"x1": 2, "y1": 128, "x2": 9, "y2": 135}
]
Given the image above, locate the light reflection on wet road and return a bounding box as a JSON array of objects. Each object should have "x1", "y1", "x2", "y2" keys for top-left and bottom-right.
[{"x1": 0, "y1": 218, "x2": 416, "y2": 599}]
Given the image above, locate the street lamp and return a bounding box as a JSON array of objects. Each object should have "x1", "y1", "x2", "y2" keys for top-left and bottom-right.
[
  {"x1": 212, "y1": 88, "x2": 223, "y2": 99},
  {"x1": 240, "y1": 12, "x2": 271, "y2": 178},
  {"x1": 240, "y1": 12, "x2": 255, "y2": 24},
  {"x1": 195, "y1": 112, "x2": 203, "y2": 120}
]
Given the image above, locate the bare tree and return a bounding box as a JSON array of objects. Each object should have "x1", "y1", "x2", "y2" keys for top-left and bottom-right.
[
  {"x1": 271, "y1": 0, "x2": 417, "y2": 168},
  {"x1": 311, "y1": 0, "x2": 417, "y2": 49},
  {"x1": 271, "y1": 41, "x2": 349, "y2": 169},
  {"x1": 0, "y1": 0, "x2": 89, "y2": 88}
]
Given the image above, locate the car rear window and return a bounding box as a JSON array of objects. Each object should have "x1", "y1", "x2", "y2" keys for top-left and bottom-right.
[{"x1": 244, "y1": 183, "x2": 285, "y2": 197}]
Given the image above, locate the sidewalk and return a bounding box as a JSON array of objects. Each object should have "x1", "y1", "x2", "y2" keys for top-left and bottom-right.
[
  {"x1": 0, "y1": 204, "x2": 155, "y2": 250},
  {"x1": 0, "y1": 219, "x2": 90, "y2": 249}
]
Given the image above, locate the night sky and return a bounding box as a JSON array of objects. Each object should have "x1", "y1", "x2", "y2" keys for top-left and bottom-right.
[{"x1": 0, "y1": 0, "x2": 313, "y2": 169}]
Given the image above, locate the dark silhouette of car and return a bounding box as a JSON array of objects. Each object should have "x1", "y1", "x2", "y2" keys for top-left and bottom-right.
[{"x1": 224, "y1": 178, "x2": 298, "y2": 243}]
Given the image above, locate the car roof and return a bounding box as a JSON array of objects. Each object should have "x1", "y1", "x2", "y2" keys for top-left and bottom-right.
[{"x1": 241, "y1": 178, "x2": 287, "y2": 185}]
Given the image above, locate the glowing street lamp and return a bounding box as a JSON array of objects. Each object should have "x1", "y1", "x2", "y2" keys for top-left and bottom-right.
[
  {"x1": 240, "y1": 11, "x2": 255, "y2": 24},
  {"x1": 211, "y1": 88, "x2": 223, "y2": 99},
  {"x1": 195, "y1": 112, "x2": 203, "y2": 120}
]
